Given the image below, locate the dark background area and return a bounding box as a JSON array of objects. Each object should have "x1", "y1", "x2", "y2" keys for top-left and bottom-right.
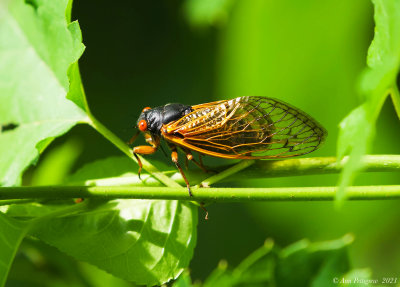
[{"x1": 26, "y1": 0, "x2": 400, "y2": 282}]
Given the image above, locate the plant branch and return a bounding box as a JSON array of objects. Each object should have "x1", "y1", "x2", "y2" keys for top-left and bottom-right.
[
  {"x1": 199, "y1": 160, "x2": 255, "y2": 187},
  {"x1": 65, "y1": 155, "x2": 400, "y2": 188},
  {"x1": 1, "y1": 185, "x2": 400, "y2": 202},
  {"x1": 230, "y1": 155, "x2": 400, "y2": 180}
]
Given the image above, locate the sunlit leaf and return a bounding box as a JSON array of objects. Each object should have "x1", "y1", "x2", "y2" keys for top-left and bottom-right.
[
  {"x1": 26, "y1": 157, "x2": 198, "y2": 286},
  {"x1": 171, "y1": 270, "x2": 194, "y2": 287},
  {"x1": 336, "y1": 0, "x2": 400, "y2": 200},
  {"x1": 0, "y1": 0, "x2": 87, "y2": 186}
]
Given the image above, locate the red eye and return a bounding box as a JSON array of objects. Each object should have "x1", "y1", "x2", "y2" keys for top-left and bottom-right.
[
  {"x1": 142, "y1": 107, "x2": 151, "y2": 113},
  {"x1": 138, "y1": 120, "x2": 147, "y2": 131}
]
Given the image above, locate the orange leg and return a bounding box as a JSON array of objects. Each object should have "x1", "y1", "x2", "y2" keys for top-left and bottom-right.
[
  {"x1": 183, "y1": 149, "x2": 193, "y2": 170},
  {"x1": 170, "y1": 147, "x2": 192, "y2": 196},
  {"x1": 133, "y1": 145, "x2": 157, "y2": 179},
  {"x1": 182, "y1": 149, "x2": 208, "y2": 173}
]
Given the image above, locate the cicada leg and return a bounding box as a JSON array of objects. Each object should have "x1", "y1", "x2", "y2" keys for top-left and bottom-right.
[
  {"x1": 132, "y1": 134, "x2": 160, "y2": 179},
  {"x1": 169, "y1": 145, "x2": 192, "y2": 196},
  {"x1": 133, "y1": 145, "x2": 157, "y2": 179},
  {"x1": 200, "y1": 202, "x2": 209, "y2": 220},
  {"x1": 182, "y1": 149, "x2": 209, "y2": 173}
]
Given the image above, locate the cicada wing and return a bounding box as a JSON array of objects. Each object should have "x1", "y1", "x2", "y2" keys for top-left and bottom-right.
[{"x1": 163, "y1": 96, "x2": 326, "y2": 159}]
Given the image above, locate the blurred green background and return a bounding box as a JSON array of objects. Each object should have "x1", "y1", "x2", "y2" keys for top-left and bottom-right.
[{"x1": 28, "y1": 0, "x2": 400, "y2": 282}]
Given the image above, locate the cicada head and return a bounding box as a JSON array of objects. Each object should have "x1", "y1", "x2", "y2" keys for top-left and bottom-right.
[{"x1": 136, "y1": 107, "x2": 161, "y2": 134}]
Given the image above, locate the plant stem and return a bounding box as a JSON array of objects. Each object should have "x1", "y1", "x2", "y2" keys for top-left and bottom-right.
[
  {"x1": 64, "y1": 155, "x2": 400, "y2": 188},
  {"x1": 86, "y1": 114, "x2": 181, "y2": 188},
  {"x1": 199, "y1": 160, "x2": 255, "y2": 187},
  {"x1": 235, "y1": 155, "x2": 400, "y2": 179},
  {"x1": 1, "y1": 185, "x2": 400, "y2": 202}
]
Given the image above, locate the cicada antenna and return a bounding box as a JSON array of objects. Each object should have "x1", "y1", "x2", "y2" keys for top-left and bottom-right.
[{"x1": 127, "y1": 129, "x2": 140, "y2": 145}]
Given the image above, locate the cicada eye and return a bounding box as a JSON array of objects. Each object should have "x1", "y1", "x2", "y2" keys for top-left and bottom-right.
[
  {"x1": 138, "y1": 120, "x2": 147, "y2": 131},
  {"x1": 142, "y1": 107, "x2": 151, "y2": 113}
]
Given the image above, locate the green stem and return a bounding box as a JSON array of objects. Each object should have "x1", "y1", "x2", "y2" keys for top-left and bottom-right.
[
  {"x1": 233, "y1": 238, "x2": 274, "y2": 276},
  {"x1": 86, "y1": 114, "x2": 181, "y2": 188},
  {"x1": 64, "y1": 155, "x2": 400, "y2": 188},
  {"x1": 1, "y1": 185, "x2": 400, "y2": 202},
  {"x1": 235, "y1": 155, "x2": 400, "y2": 179},
  {"x1": 199, "y1": 159, "x2": 255, "y2": 187}
]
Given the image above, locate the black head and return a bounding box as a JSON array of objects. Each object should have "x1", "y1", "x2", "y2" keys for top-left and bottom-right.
[
  {"x1": 136, "y1": 103, "x2": 193, "y2": 135},
  {"x1": 137, "y1": 106, "x2": 163, "y2": 135}
]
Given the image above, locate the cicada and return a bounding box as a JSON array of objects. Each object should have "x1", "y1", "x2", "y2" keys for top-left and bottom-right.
[{"x1": 130, "y1": 96, "x2": 327, "y2": 195}]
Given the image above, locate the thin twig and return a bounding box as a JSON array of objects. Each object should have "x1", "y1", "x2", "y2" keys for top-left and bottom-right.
[{"x1": 1, "y1": 185, "x2": 400, "y2": 202}]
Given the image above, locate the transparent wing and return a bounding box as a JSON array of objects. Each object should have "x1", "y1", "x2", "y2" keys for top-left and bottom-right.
[{"x1": 162, "y1": 96, "x2": 327, "y2": 159}]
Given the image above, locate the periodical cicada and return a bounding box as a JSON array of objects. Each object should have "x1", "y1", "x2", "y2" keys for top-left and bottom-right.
[{"x1": 130, "y1": 96, "x2": 327, "y2": 196}]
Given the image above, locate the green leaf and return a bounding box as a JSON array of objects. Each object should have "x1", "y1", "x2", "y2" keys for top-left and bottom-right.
[
  {"x1": 66, "y1": 156, "x2": 173, "y2": 186},
  {"x1": 194, "y1": 234, "x2": 355, "y2": 287},
  {"x1": 30, "y1": 157, "x2": 198, "y2": 286},
  {"x1": 31, "y1": 138, "x2": 82, "y2": 186},
  {"x1": 0, "y1": 0, "x2": 87, "y2": 186},
  {"x1": 2, "y1": 202, "x2": 90, "y2": 286},
  {"x1": 31, "y1": 201, "x2": 197, "y2": 286},
  {"x1": 0, "y1": 212, "x2": 31, "y2": 287},
  {"x1": 276, "y1": 235, "x2": 353, "y2": 287},
  {"x1": 7, "y1": 239, "x2": 97, "y2": 287},
  {"x1": 172, "y1": 270, "x2": 194, "y2": 287},
  {"x1": 337, "y1": 0, "x2": 400, "y2": 200},
  {"x1": 78, "y1": 261, "x2": 133, "y2": 287}
]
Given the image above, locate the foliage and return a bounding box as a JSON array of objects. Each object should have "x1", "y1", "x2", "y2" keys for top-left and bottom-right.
[
  {"x1": 0, "y1": 0, "x2": 87, "y2": 187},
  {"x1": 337, "y1": 0, "x2": 400, "y2": 201},
  {"x1": 0, "y1": 0, "x2": 399, "y2": 286},
  {"x1": 174, "y1": 235, "x2": 370, "y2": 287}
]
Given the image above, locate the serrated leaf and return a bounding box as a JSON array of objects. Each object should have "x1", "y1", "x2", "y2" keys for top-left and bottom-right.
[
  {"x1": 336, "y1": 0, "x2": 400, "y2": 200},
  {"x1": 28, "y1": 157, "x2": 198, "y2": 286},
  {"x1": 0, "y1": 212, "x2": 31, "y2": 287},
  {"x1": 0, "y1": 0, "x2": 87, "y2": 186}
]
